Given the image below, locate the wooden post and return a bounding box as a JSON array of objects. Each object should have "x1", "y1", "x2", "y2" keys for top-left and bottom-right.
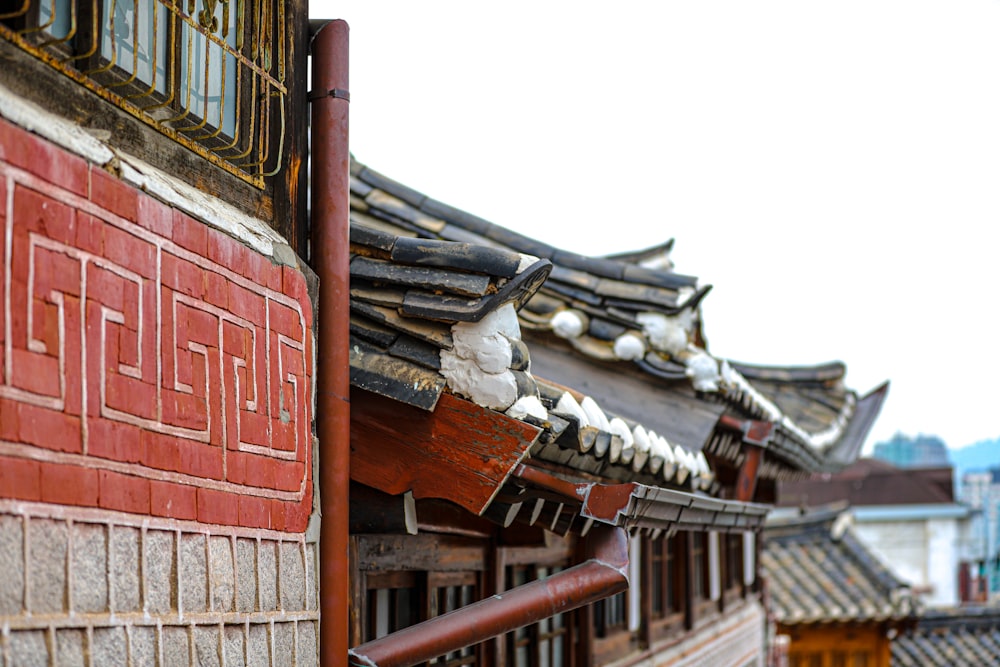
[
  {"x1": 681, "y1": 532, "x2": 695, "y2": 631},
  {"x1": 735, "y1": 444, "x2": 764, "y2": 502}
]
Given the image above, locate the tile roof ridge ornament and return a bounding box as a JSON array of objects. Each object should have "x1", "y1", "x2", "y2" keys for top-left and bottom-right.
[{"x1": 440, "y1": 303, "x2": 538, "y2": 412}]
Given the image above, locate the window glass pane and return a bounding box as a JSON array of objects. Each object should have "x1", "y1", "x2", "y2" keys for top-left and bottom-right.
[
  {"x1": 101, "y1": 0, "x2": 168, "y2": 93},
  {"x1": 374, "y1": 589, "x2": 390, "y2": 639},
  {"x1": 179, "y1": 2, "x2": 237, "y2": 136},
  {"x1": 692, "y1": 533, "x2": 706, "y2": 599},
  {"x1": 39, "y1": 0, "x2": 73, "y2": 40}
]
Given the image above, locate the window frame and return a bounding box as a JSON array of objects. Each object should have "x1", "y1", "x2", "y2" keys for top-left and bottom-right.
[
  {"x1": 0, "y1": 0, "x2": 308, "y2": 250},
  {"x1": 643, "y1": 532, "x2": 685, "y2": 642}
]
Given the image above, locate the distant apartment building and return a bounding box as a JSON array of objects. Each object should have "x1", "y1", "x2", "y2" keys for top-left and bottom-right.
[
  {"x1": 872, "y1": 433, "x2": 950, "y2": 469},
  {"x1": 778, "y1": 459, "x2": 984, "y2": 607}
]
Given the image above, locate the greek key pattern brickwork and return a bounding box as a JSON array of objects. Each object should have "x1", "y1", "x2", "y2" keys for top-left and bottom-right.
[{"x1": 0, "y1": 120, "x2": 314, "y2": 529}]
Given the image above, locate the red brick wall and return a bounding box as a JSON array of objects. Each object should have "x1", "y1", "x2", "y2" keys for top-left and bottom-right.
[{"x1": 0, "y1": 117, "x2": 314, "y2": 531}]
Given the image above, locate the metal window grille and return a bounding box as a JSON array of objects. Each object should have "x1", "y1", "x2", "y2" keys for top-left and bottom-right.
[{"x1": 0, "y1": 0, "x2": 287, "y2": 187}]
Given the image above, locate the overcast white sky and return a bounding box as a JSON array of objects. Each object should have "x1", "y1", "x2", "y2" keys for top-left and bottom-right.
[{"x1": 316, "y1": 1, "x2": 1000, "y2": 452}]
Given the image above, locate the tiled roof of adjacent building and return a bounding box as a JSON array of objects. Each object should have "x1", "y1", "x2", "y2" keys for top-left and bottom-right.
[
  {"x1": 762, "y1": 507, "x2": 916, "y2": 625},
  {"x1": 892, "y1": 608, "x2": 1000, "y2": 667},
  {"x1": 349, "y1": 220, "x2": 716, "y2": 495},
  {"x1": 349, "y1": 222, "x2": 551, "y2": 412},
  {"x1": 777, "y1": 459, "x2": 956, "y2": 508},
  {"x1": 348, "y1": 157, "x2": 887, "y2": 484}
]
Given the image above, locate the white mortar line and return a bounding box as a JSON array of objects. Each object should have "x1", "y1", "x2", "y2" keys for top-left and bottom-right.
[
  {"x1": 175, "y1": 530, "x2": 183, "y2": 623},
  {"x1": 139, "y1": 524, "x2": 148, "y2": 619},
  {"x1": 65, "y1": 518, "x2": 74, "y2": 618},
  {"x1": 22, "y1": 514, "x2": 31, "y2": 617},
  {"x1": 45, "y1": 625, "x2": 55, "y2": 667}
]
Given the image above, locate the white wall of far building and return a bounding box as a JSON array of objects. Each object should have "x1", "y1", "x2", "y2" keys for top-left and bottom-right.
[{"x1": 852, "y1": 509, "x2": 973, "y2": 608}]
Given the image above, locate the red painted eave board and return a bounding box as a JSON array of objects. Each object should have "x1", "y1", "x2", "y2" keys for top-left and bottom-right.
[{"x1": 350, "y1": 389, "x2": 542, "y2": 515}]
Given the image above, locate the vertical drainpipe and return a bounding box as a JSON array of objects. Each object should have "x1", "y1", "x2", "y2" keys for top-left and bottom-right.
[{"x1": 310, "y1": 19, "x2": 350, "y2": 667}]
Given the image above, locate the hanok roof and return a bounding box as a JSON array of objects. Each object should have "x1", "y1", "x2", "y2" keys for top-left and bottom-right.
[
  {"x1": 349, "y1": 222, "x2": 551, "y2": 411},
  {"x1": 348, "y1": 220, "x2": 736, "y2": 530},
  {"x1": 892, "y1": 608, "x2": 1000, "y2": 667},
  {"x1": 349, "y1": 158, "x2": 886, "y2": 481},
  {"x1": 777, "y1": 459, "x2": 956, "y2": 508},
  {"x1": 762, "y1": 507, "x2": 916, "y2": 625},
  {"x1": 347, "y1": 175, "x2": 769, "y2": 536}
]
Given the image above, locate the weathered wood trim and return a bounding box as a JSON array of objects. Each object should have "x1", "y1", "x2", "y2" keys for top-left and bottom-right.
[
  {"x1": 354, "y1": 534, "x2": 488, "y2": 574},
  {"x1": 735, "y1": 443, "x2": 764, "y2": 502},
  {"x1": 351, "y1": 389, "x2": 541, "y2": 515}
]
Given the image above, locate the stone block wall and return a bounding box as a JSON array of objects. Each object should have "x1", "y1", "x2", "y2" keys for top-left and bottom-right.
[
  {"x1": 0, "y1": 106, "x2": 319, "y2": 666},
  {"x1": 0, "y1": 503, "x2": 318, "y2": 666}
]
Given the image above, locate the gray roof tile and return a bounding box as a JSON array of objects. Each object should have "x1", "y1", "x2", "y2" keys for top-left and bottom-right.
[
  {"x1": 763, "y1": 509, "x2": 915, "y2": 625},
  {"x1": 892, "y1": 609, "x2": 1000, "y2": 667}
]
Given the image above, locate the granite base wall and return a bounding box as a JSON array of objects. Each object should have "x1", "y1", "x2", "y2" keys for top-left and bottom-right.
[{"x1": 0, "y1": 502, "x2": 318, "y2": 667}]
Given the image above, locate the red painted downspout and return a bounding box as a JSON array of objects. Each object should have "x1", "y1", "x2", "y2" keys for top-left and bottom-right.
[
  {"x1": 347, "y1": 524, "x2": 630, "y2": 667},
  {"x1": 310, "y1": 19, "x2": 350, "y2": 667}
]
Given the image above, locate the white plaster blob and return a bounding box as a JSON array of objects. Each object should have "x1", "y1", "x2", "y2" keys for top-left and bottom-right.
[
  {"x1": 660, "y1": 437, "x2": 677, "y2": 481},
  {"x1": 440, "y1": 304, "x2": 522, "y2": 411},
  {"x1": 506, "y1": 395, "x2": 548, "y2": 421},
  {"x1": 478, "y1": 302, "x2": 522, "y2": 341},
  {"x1": 580, "y1": 396, "x2": 611, "y2": 432},
  {"x1": 555, "y1": 392, "x2": 590, "y2": 428},
  {"x1": 636, "y1": 311, "x2": 692, "y2": 356},
  {"x1": 696, "y1": 451, "x2": 711, "y2": 477},
  {"x1": 608, "y1": 417, "x2": 632, "y2": 463},
  {"x1": 695, "y1": 451, "x2": 713, "y2": 489},
  {"x1": 551, "y1": 309, "x2": 587, "y2": 339},
  {"x1": 674, "y1": 444, "x2": 691, "y2": 484},
  {"x1": 613, "y1": 333, "x2": 646, "y2": 361},
  {"x1": 686, "y1": 351, "x2": 721, "y2": 392},
  {"x1": 608, "y1": 418, "x2": 633, "y2": 449},
  {"x1": 659, "y1": 436, "x2": 675, "y2": 464},
  {"x1": 631, "y1": 437, "x2": 650, "y2": 473},
  {"x1": 642, "y1": 428, "x2": 663, "y2": 475},
  {"x1": 449, "y1": 327, "x2": 512, "y2": 374}
]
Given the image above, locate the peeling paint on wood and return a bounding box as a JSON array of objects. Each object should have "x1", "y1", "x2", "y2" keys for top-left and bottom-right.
[{"x1": 350, "y1": 390, "x2": 542, "y2": 515}]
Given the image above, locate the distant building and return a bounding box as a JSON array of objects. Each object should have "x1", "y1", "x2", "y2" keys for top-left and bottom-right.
[
  {"x1": 873, "y1": 433, "x2": 951, "y2": 469},
  {"x1": 959, "y1": 467, "x2": 1000, "y2": 598},
  {"x1": 762, "y1": 506, "x2": 917, "y2": 667},
  {"x1": 778, "y1": 459, "x2": 984, "y2": 607}
]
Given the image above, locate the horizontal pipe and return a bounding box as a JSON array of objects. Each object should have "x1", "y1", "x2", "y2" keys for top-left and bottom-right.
[{"x1": 348, "y1": 523, "x2": 630, "y2": 667}]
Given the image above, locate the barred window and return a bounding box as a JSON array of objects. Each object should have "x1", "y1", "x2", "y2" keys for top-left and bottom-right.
[
  {"x1": 691, "y1": 532, "x2": 708, "y2": 601},
  {"x1": 365, "y1": 571, "x2": 480, "y2": 666},
  {"x1": 1, "y1": 0, "x2": 288, "y2": 187},
  {"x1": 724, "y1": 533, "x2": 743, "y2": 592},
  {"x1": 650, "y1": 534, "x2": 682, "y2": 619},
  {"x1": 506, "y1": 564, "x2": 571, "y2": 667}
]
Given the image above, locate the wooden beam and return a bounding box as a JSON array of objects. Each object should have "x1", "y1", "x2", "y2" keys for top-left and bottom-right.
[
  {"x1": 349, "y1": 483, "x2": 416, "y2": 534},
  {"x1": 351, "y1": 389, "x2": 542, "y2": 515},
  {"x1": 735, "y1": 444, "x2": 764, "y2": 502}
]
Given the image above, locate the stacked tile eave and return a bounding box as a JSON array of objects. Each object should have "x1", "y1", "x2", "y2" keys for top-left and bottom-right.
[{"x1": 349, "y1": 157, "x2": 885, "y2": 476}]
